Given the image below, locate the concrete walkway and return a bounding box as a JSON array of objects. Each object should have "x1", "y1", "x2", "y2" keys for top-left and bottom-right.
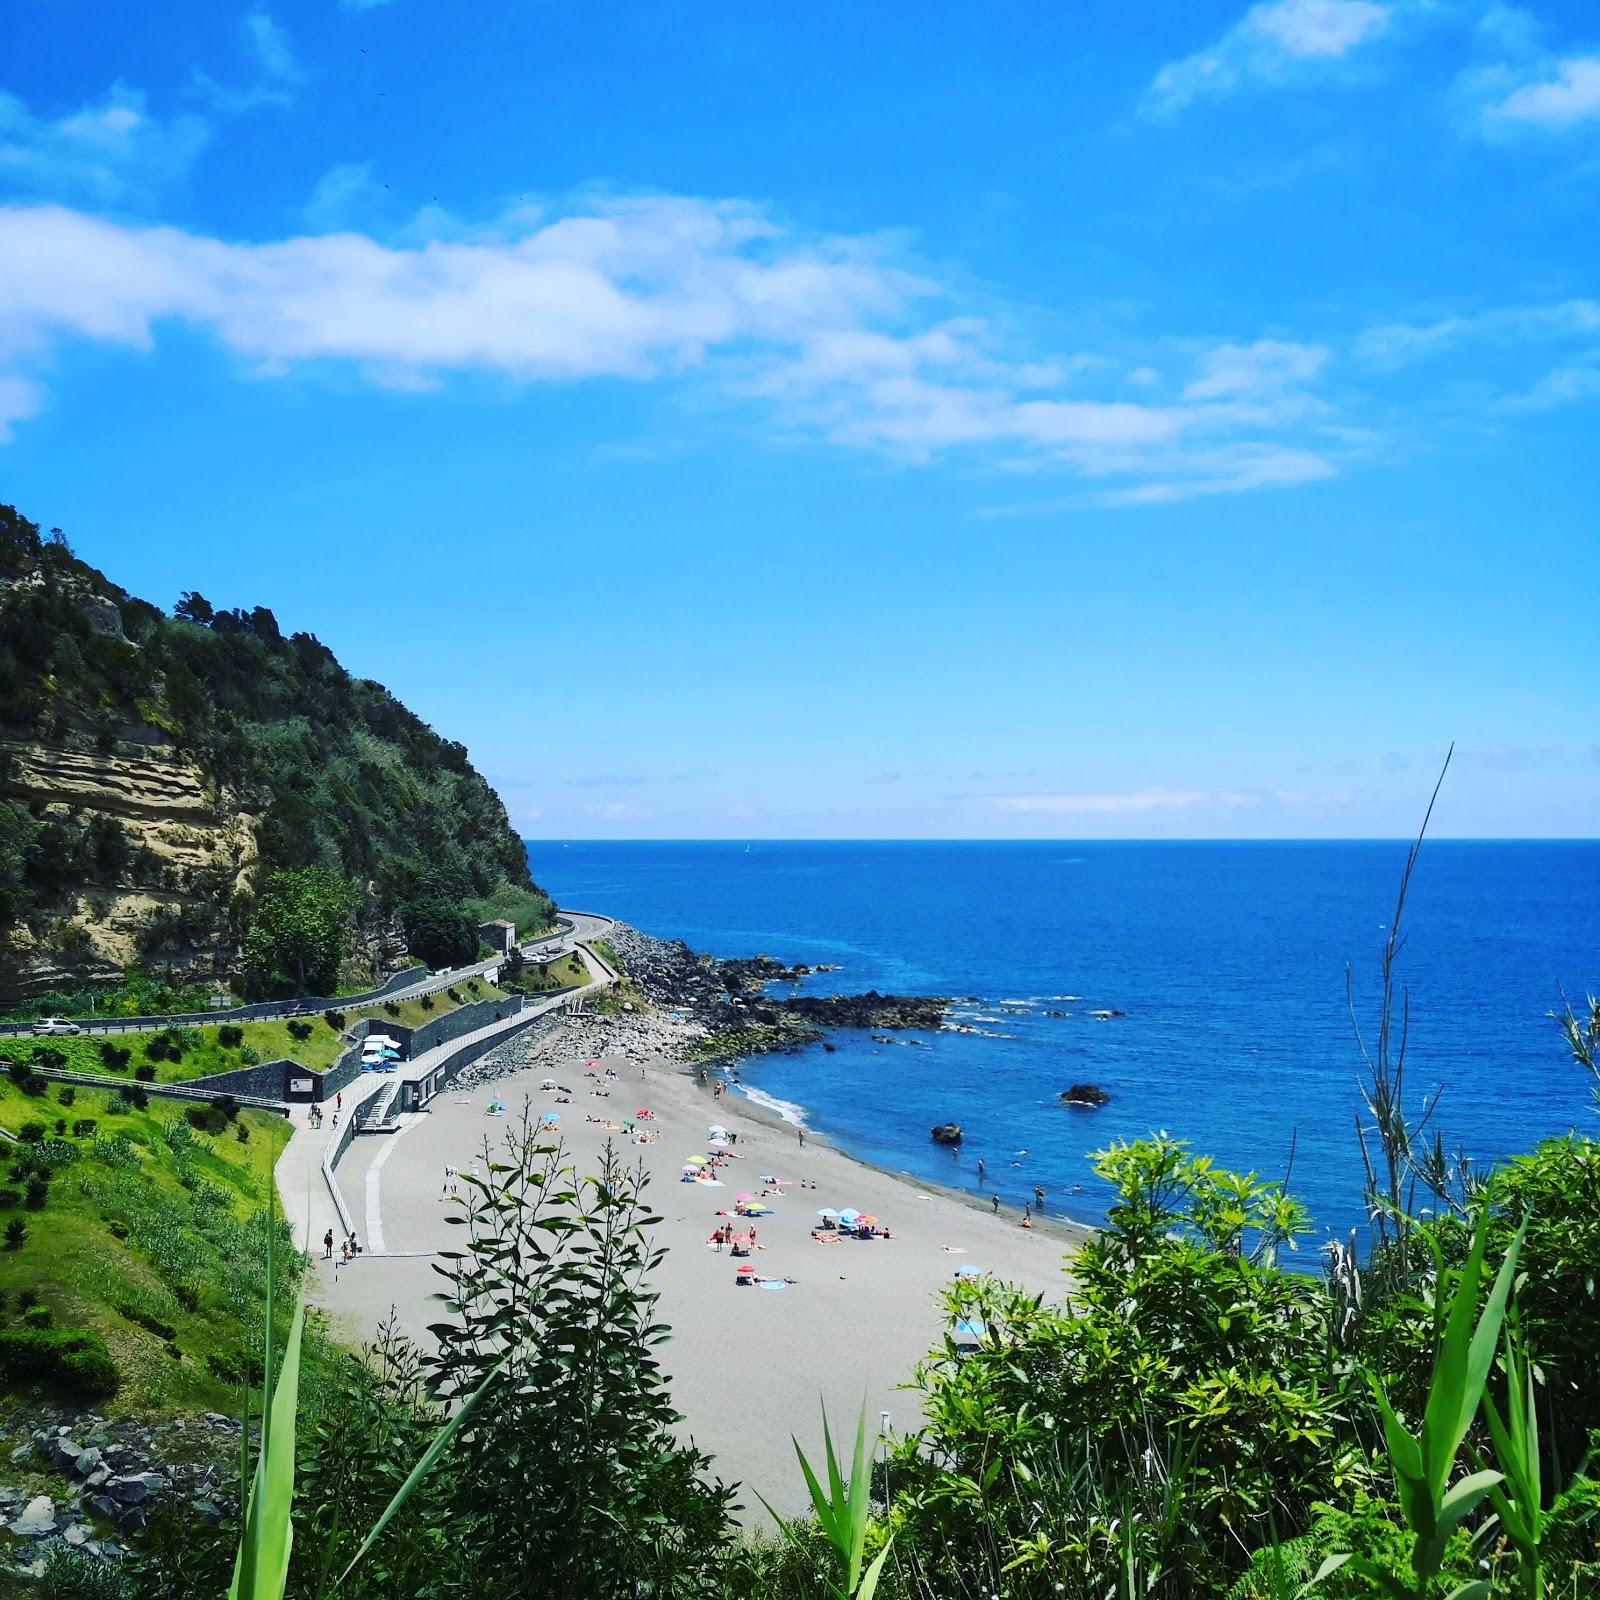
[{"x1": 275, "y1": 940, "x2": 616, "y2": 1258}]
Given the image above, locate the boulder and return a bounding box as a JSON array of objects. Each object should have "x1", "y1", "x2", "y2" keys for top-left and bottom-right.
[
  {"x1": 109, "y1": 1472, "x2": 167, "y2": 1505},
  {"x1": 74, "y1": 1445, "x2": 104, "y2": 1477},
  {"x1": 930, "y1": 1122, "x2": 963, "y2": 1145},
  {"x1": 1060, "y1": 1083, "x2": 1110, "y2": 1108},
  {"x1": 86, "y1": 1493, "x2": 121, "y2": 1523},
  {"x1": 11, "y1": 1495, "x2": 57, "y2": 1536},
  {"x1": 49, "y1": 1436, "x2": 85, "y2": 1474}
]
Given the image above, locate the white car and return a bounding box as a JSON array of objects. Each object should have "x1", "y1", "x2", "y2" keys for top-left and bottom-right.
[{"x1": 31, "y1": 1017, "x2": 81, "y2": 1036}]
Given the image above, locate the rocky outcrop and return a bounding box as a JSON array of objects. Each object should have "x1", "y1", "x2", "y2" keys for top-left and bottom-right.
[
  {"x1": 779, "y1": 990, "x2": 949, "y2": 1030},
  {"x1": 931, "y1": 1122, "x2": 963, "y2": 1145},
  {"x1": 1061, "y1": 1083, "x2": 1110, "y2": 1107}
]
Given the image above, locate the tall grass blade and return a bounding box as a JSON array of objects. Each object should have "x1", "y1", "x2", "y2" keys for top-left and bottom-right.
[{"x1": 228, "y1": 1296, "x2": 305, "y2": 1600}]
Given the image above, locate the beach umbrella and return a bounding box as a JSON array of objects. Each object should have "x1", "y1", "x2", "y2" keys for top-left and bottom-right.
[
  {"x1": 684, "y1": 1155, "x2": 709, "y2": 1166},
  {"x1": 740, "y1": 1204, "x2": 773, "y2": 1216},
  {"x1": 954, "y1": 1264, "x2": 984, "y2": 1277},
  {"x1": 816, "y1": 1208, "x2": 839, "y2": 1219},
  {"x1": 952, "y1": 1319, "x2": 986, "y2": 1345},
  {"x1": 708, "y1": 1136, "x2": 729, "y2": 1147},
  {"x1": 708, "y1": 1125, "x2": 729, "y2": 1136},
  {"x1": 839, "y1": 1209, "x2": 861, "y2": 1225},
  {"x1": 856, "y1": 1214, "x2": 877, "y2": 1228},
  {"x1": 736, "y1": 1192, "x2": 755, "y2": 1204}
]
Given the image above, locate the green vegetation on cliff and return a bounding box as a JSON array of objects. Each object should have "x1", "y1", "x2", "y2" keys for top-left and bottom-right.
[{"x1": 0, "y1": 503, "x2": 552, "y2": 999}]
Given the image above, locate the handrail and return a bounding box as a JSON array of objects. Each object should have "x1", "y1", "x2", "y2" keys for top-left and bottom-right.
[
  {"x1": 3, "y1": 1063, "x2": 289, "y2": 1113},
  {"x1": 0, "y1": 913, "x2": 580, "y2": 1036}
]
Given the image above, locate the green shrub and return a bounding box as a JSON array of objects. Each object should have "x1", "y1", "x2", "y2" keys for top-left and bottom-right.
[
  {"x1": 419, "y1": 995, "x2": 435, "y2": 1011},
  {"x1": 107, "y1": 1220, "x2": 128, "y2": 1240},
  {"x1": 15, "y1": 1288, "x2": 37, "y2": 1311},
  {"x1": 174, "y1": 1282, "x2": 200, "y2": 1313},
  {"x1": 214, "y1": 1093, "x2": 240, "y2": 1121},
  {"x1": 4, "y1": 1218, "x2": 26, "y2": 1249},
  {"x1": 134, "y1": 1063, "x2": 156, "y2": 1082},
  {"x1": 324, "y1": 1009, "x2": 346, "y2": 1030},
  {"x1": 116, "y1": 1302, "x2": 177, "y2": 1341},
  {"x1": 24, "y1": 1175, "x2": 49, "y2": 1210},
  {"x1": 71, "y1": 1118, "x2": 97, "y2": 1138},
  {"x1": 18, "y1": 1122, "x2": 44, "y2": 1143},
  {"x1": 287, "y1": 1020, "x2": 314, "y2": 1042},
  {"x1": 0, "y1": 1190, "x2": 20, "y2": 1209},
  {"x1": 235, "y1": 1123, "x2": 249, "y2": 1143},
  {"x1": 53, "y1": 1118, "x2": 66, "y2": 1135},
  {"x1": 239, "y1": 1045, "x2": 260, "y2": 1065},
  {"x1": 57, "y1": 1086, "x2": 75, "y2": 1106},
  {"x1": 184, "y1": 1104, "x2": 227, "y2": 1136},
  {"x1": 98, "y1": 1042, "x2": 131, "y2": 1071},
  {"x1": 143, "y1": 1035, "x2": 169, "y2": 1063},
  {"x1": 21, "y1": 1303, "x2": 53, "y2": 1329},
  {"x1": 218, "y1": 1024, "x2": 244, "y2": 1048}
]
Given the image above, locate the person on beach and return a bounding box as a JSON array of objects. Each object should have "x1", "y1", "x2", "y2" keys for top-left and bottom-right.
[
  {"x1": 798, "y1": 1126, "x2": 806, "y2": 1148},
  {"x1": 1033, "y1": 1185, "x2": 1045, "y2": 1210},
  {"x1": 341, "y1": 1238, "x2": 352, "y2": 1263},
  {"x1": 991, "y1": 1193, "x2": 1000, "y2": 1214},
  {"x1": 323, "y1": 1228, "x2": 334, "y2": 1259},
  {"x1": 977, "y1": 1158, "x2": 986, "y2": 1183},
  {"x1": 1022, "y1": 1203, "x2": 1032, "y2": 1227}
]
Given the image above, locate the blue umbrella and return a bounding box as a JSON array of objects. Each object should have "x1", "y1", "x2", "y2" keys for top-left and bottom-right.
[
  {"x1": 952, "y1": 1319, "x2": 986, "y2": 1344},
  {"x1": 954, "y1": 1264, "x2": 984, "y2": 1277}
]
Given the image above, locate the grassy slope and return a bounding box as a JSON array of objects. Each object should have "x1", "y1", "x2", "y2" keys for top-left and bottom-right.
[
  {"x1": 0, "y1": 978, "x2": 522, "y2": 1084},
  {"x1": 0, "y1": 1075, "x2": 293, "y2": 1416}
]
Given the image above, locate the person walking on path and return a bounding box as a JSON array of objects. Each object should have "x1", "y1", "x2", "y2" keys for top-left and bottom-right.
[
  {"x1": 323, "y1": 1228, "x2": 334, "y2": 1260},
  {"x1": 336, "y1": 1091, "x2": 342, "y2": 1113},
  {"x1": 991, "y1": 1193, "x2": 1000, "y2": 1214}
]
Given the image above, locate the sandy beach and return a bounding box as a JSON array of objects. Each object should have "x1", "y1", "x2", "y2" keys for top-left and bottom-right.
[{"x1": 317, "y1": 1010, "x2": 1088, "y2": 1518}]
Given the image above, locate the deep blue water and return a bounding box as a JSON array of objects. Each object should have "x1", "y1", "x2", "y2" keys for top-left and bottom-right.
[{"x1": 526, "y1": 841, "x2": 1599, "y2": 1245}]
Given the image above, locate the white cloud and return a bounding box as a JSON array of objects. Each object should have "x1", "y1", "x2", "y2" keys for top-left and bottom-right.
[
  {"x1": 1353, "y1": 300, "x2": 1600, "y2": 413},
  {"x1": 1489, "y1": 55, "x2": 1600, "y2": 128},
  {"x1": 0, "y1": 373, "x2": 41, "y2": 441},
  {"x1": 0, "y1": 195, "x2": 1343, "y2": 500},
  {"x1": 304, "y1": 162, "x2": 381, "y2": 230},
  {"x1": 992, "y1": 788, "x2": 1260, "y2": 814},
  {"x1": 1145, "y1": 0, "x2": 1391, "y2": 115},
  {"x1": 0, "y1": 85, "x2": 208, "y2": 201},
  {"x1": 195, "y1": 10, "x2": 301, "y2": 113},
  {"x1": 583, "y1": 801, "x2": 651, "y2": 822},
  {"x1": 1183, "y1": 339, "x2": 1329, "y2": 400}
]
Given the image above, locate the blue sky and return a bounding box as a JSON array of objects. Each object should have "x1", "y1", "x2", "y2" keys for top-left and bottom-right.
[{"x1": 1, "y1": 0, "x2": 1596, "y2": 839}]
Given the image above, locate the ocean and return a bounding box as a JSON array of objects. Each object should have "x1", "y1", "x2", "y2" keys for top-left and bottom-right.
[{"x1": 525, "y1": 840, "x2": 1599, "y2": 1247}]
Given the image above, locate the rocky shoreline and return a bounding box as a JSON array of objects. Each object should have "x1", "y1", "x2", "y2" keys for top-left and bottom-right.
[{"x1": 461, "y1": 921, "x2": 951, "y2": 1090}]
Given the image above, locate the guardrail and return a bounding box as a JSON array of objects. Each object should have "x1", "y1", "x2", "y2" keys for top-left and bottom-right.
[
  {"x1": 3, "y1": 1063, "x2": 290, "y2": 1115},
  {"x1": 0, "y1": 914, "x2": 579, "y2": 1038}
]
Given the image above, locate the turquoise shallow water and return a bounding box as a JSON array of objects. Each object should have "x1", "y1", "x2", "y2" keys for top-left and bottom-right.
[{"x1": 526, "y1": 840, "x2": 1599, "y2": 1245}]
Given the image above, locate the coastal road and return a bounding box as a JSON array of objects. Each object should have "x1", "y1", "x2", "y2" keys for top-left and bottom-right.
[{"x1": 1, "y1": 907, "x2": 616, "y2": 1038}]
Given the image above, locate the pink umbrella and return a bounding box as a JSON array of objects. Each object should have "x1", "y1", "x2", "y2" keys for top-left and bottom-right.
[{"x1": 736, "y1": 1192, "x2": 754, "y2": 1204}]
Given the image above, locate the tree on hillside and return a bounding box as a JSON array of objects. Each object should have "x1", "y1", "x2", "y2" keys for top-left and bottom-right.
[
  {"x1": 173, "y1": 591, "x2": 214, "y2": 625},
  {"x1": 241, "y1": 866, "x2": 356, "y2": 996},
  {"x1": 404, "y1": 896, "x2": 477, "y2": 969}
]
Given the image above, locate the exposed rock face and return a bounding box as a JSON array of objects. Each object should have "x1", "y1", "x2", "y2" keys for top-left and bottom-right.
[
  {"x1": 0, "y1": 732, "x2": 256, "y2": 998},
  {"x1": 931, "y1": 1122, "x2": 963, "y2": 1145}
]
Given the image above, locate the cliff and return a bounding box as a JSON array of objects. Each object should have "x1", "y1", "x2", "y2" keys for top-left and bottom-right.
[{"x1": 0, "y1": 504, "x2": 547, "y2": 1001}]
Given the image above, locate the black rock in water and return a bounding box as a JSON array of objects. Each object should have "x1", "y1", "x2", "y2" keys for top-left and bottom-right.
[{"x1": 1061, "y1": 1083, "x2": 1110, "y2": 1107}]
